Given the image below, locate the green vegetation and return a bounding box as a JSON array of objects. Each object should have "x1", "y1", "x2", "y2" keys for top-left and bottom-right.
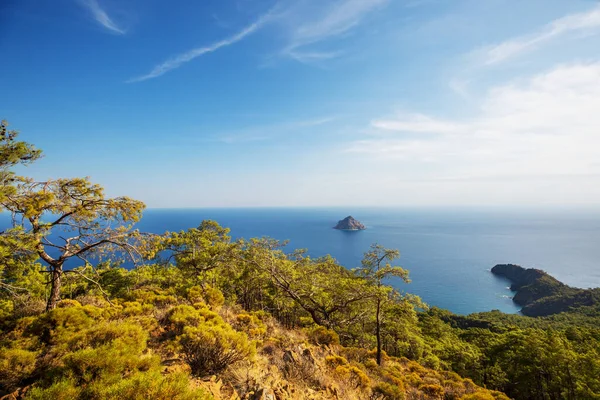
[
  {"x1": 1, "y1": 120, "x2": 599, "y2": 399},
  {"x1": 491, "y1": 264, "x2": 600, "y2": 317}
]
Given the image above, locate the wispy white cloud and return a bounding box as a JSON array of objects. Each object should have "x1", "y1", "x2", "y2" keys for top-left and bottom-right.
[
  {"x1": 448, "y1": 79, "x2": 471, "y2": 99},
  {"x1": 286, "y1": 50, "x2": 344, "y2": 65},
  {"x1": 130, "y1": 0, "x2": 388, "y2": 80},
  {"x1": 280, "y1": 0, "x2": 389, "y2": 64},
  {"x1": 372, "y1": 113, "x2": 465, "y2": 134},
  {"x1": 216, "y1": 116, "x2": 336, "y2": 144},
  {"x1": 481, "y1": 5, "x2": 600, "y2": 65},
  {"x1": 347, "y1": 63, "x2": 600, "y2": 179},
  {"x1": 79, "y1": 0, "x2": 125, "y2": 35},
  {"x1": 128, "y1": 9, "x2": 275, "y2": 82}
]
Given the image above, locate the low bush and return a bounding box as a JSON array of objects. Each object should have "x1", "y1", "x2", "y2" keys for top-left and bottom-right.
[
  {"x1": 306, "y1": 325, "x2": 340, "y2": 346},
  {"x1": 420, "y1": 383, "x2": 444, "y2": 398},
  {"x1": 179, "y1": 324, "x2": 254, "y2": 377},
  {"x1": 373, "y1": 382, "x2": 406, "y2": 400},
  {"x1": 325, "y1": 355, "x2": 348, "y2": 367},
  {"x1": 164, "y1": 304, "x2": 219, "y2": 334},
  {"x1": 460, "y1": 392, "x2": 497, "y2": 400},
  {"x1": 0, "y1": 347, "x2": 38, "y2": 392},
  {"x1": 234, "y1": 312, "x2": 267, "y2": 338}
]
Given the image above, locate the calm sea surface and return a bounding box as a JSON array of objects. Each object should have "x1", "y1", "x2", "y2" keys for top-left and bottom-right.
[
  {"x1": 4, "y1": 207, "x2": 600, "y2": 315},
  {"x1": 132, "y1": 208, "x2": 600, "y2": 315}
]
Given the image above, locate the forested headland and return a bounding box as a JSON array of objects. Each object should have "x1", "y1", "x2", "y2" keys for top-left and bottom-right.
[{"x1": 1, "y1": 119, "x2": 600, "y2": 400}]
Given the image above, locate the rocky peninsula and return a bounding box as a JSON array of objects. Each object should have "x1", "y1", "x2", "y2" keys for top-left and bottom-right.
[
  {"x1": 491, "y1": 264, "x2": 600, "y2": 317},
  {"x1": 333, "y1": 216, "x2": 366, "y2": 230}
]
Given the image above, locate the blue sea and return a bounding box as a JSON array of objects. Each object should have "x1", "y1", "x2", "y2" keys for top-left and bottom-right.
[
  {"x1": 4, "y1": 207, "x2": 600, "y2": 315},
  {"x1": 131, "y1": 207, "x2": 600, "y2": 315}
]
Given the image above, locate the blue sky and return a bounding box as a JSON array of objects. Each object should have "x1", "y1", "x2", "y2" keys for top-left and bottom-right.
[{"x1": 1, "y1": 0, "x2": 600, "y2": 207}]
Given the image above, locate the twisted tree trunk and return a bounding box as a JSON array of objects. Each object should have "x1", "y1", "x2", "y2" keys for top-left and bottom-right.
[{"x1": 46, "y1": 264, "x2": 63, "y2": 311}]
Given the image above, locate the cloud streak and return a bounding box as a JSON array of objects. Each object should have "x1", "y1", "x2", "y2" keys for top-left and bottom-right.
[
  {"x1": 482, "y1": 5, "x2": 600, "y2": 65},
  {"x1": 281, "y1": 0, "x2": 389, "y2": 64},
  {"x1": 130, "y1": 0, "x2": 389, "y2": 80},
  {"x1": 372, "y1": 114, "x2": 465, "y2": 134},
  {"x1": 80, "y1": 0, "x2": 125, "y2": 35},
  {"x1": 129, "y1": 10, "x2": 274, "y2": 82},
  {"x1": 216, "y1": 116, "x2": 336, "y2": 144}
]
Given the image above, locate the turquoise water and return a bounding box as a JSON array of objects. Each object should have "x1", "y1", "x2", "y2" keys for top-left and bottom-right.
[
  {"x1": 4, "y1": 207, "x2": 600, "y2": 315},
  {"x1": 132, "y1": 208, "x2": 600, "y2": 315}
]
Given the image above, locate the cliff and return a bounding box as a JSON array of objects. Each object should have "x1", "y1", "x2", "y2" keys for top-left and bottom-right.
[
  {"x1": 333, "y1": 216, "x2": 366, "y2": 230},
  {"x1": 491, "y1": 264, "x2": 570, "y2": 306},
  {"x1": 491, "y1": 264, "x2": 600, "y2": 317}
]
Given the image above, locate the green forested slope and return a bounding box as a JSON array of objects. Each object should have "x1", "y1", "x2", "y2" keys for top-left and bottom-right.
[{"x1": 2, "y1": 120, "x2": 600, "y2": 400}]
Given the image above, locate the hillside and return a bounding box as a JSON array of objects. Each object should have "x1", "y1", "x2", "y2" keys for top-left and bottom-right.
[
  {"x1": 0, "y1": 276, "x2": 506, "y2": 400},
  {"x1": 2, "y1": 123, "x2": 600, "y2": 400},
  {"x1": 491, "y1": 264, "x2": 600, "y2": 316}
]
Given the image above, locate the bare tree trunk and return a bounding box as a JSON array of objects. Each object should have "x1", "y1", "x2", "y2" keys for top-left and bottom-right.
[
  {"x1": 376, "y1": 297, "x2": 382, "y2": 365},
  {"x1": 46, "y1": 265, "x2": 63, "y2": 311}
]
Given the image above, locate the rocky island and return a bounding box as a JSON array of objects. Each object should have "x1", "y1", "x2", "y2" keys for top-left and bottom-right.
[
  {"x1": 333, "y1": 215, "x2": 366, "y2": 230},
  {"x1": 491, "y1": 264, "x2": 600, "y2": 317}
]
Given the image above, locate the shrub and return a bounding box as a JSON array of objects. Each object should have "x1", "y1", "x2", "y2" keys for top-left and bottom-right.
[
  {"x1": 234, "y1": 313, "x2": 267, "y2": 338},
  {"x1": 422, "y1": 354, "x2": 441, "y2": 370},
  {"x1": 460, "y1": 392, "x2": 496, "y2": 400},
  {"x1": 203, "y1": 286, "x2": 224, "y2": 309},
  {"x1": 179, "y1": 324, "x2": 254, "y2": 377},
  {"x1": 306, "y1": 326, "x2": 339, "y2": 346},
  {"x1": 420, "y1": 383, "x2": 445, "y2": 398},
  {"x1": 0, "y1": 347, "x2": 38, "y2": 392},
  {"x1": 64, "y1": 340, "x2": 153, "y2": 378},
  {"x1": 331, "y1": 364, "x2": 370, "y2": 389},
  {"x1": 0, "y1": 299, "x2": 14, "y2": 320},
  {"x1": 347, "y1": 365, "x2": 370, "y2": 388},
  {"x1": 373, "y1": 382, "x2": 406, "y2": 400},
  {"x1": 87, "y1": 370, "x2": 212, "y2": 400},
  {"x1": 325, "y1": 355, "x2": 348, "y2": 367},
  {"x1": 57, "y1": 299, "x2": 82, "y2": 308},
  {"x1": 26, "y1": 370, "x2": 212, "y2": 400},
  {"x1": 164, "y1": 304, "x2": 218, "y2": 334},
  {"x1": 403, "y1": 372, "x2": 423, "y2": 387},
  {"x1": 368, "y1": 348, "x2": 389, "y2": 363},
  {"x1": 381, "y1": 366, "x2": 405, "y2": 388},
  {"x1": 333, "y1": 365, "x2": 351, "y2": 379},
  {"x1": 364, "y1": 358, "x2": 379, "y2": 370},
  {"x1": 187, "y1": 285, "x2": 224, "y2": 309},
  {"x1": 187, "y1": 286, "x2": 204, "y2": 303},
  {"x1": 490, "y1": 391, "x2": 510, "y2": 400},
  {"x1": 27, "y1": 304, "x2": 101, "y2": 347},
  {"x1": 443, "y1": 380, "x2": 465, "y2": 400},
  {"x1": 131, "y1": 289, "x2": 178, "y2": 307},
  {"x1": 26, "y1": 378, "x2": 82, "y2": 400}
]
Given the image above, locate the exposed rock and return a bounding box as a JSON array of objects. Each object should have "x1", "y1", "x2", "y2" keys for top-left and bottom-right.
[
  {"x1": 333, "y1": 216, "x2": 366, "y2": 231},
  {"x1": 0, "y1": 385, "x2": 30, "y2": 400},
  {"x1": 251, "y1": 388, "x2": 276, "y2": 400},
  {"x1": 301, "y1": 348, "x2": 316, "y2": 365},
  {"x1": 282, "y1": 350, "x2": 298, "y2": 364}
]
